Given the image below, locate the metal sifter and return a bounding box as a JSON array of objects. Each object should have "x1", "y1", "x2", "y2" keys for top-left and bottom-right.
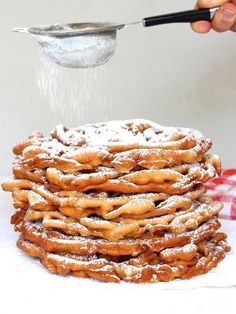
[{"x1": 14, "y1": 7, "x2": 219, "y2": 68}]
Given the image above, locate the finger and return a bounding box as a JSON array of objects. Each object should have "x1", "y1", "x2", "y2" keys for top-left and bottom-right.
[
  {"x1": 196, "y1": 0, "x2": 231, "y2": 9},
  {"x1": 191, "y1": 21, "x2": 212, "y2": 33},
  {"x1": 212, "y1": 3, "x2": 236, "y2": 32},
  {"x1": 230, "y1": 21, "x2": 236, "y2": 31}
]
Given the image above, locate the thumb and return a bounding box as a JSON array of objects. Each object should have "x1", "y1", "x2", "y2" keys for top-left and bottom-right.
[
  {"x1": 212, "y1": 3, "x2": 236, "y2": 32},
  {"x1": 196, "y1": 0, "x2": 231, "y2": 8}
]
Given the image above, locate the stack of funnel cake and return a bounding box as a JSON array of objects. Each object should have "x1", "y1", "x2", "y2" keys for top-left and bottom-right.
[{"x1": 2, "y1": 120, "x2": 230, "y2": 283}]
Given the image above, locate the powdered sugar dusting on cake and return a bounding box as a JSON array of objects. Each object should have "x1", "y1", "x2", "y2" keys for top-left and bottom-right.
[{"x1": 51, "y1": 119, "x2": 209, "y2": 149}]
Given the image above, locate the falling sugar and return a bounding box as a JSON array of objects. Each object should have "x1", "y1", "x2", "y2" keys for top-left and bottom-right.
[{"x1": 36, "y1": 52, "x2": 112, "y2": 126}]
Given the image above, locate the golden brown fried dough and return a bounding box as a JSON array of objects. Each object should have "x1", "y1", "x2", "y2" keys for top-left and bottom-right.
[{"x1": 1, "y1": 119, "x2": 230, "y2": 283}]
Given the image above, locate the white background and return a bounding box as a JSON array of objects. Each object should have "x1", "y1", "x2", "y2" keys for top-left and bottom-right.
[
  {"x1": 0, "y1": 2, "x2": 236, "y2": 311},
  {"x1": 0, "y1": 0, "x2": 235, "y2": 171}
]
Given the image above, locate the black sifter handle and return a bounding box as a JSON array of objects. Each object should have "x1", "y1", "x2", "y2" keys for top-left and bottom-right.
[{"x1": 143, "y1": 8, "x2": 217, "y2": 27}]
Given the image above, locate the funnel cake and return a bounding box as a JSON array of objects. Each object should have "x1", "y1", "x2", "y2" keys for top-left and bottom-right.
[
  {"x1": 14, "y1": 218, "x2": 221, "y2": 256},
  {"x1": 7, "y1": 153, "x2": 220, "y2": 194},
  {"x1": 13, "y1": 119, "x2": 212, "y2": 172},
  {"x1": 1, "y1": 119, "x2": 230, "y2": 283},
  {"x1": 19, "y1": 197, "x2": 222, "y2": 240},
  {"x1": 17, "y1": 232, "x2": 230, "y2": 283}
]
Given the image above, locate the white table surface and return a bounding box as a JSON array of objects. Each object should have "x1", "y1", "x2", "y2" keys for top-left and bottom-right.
[{"x1": 1, "y1": 187, "x2": 236, "y2": 314}]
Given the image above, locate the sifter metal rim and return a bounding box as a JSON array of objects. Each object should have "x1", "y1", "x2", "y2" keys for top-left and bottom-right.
[{"x1": 13, "y1": 22, "x2": 125, "y2": 38}]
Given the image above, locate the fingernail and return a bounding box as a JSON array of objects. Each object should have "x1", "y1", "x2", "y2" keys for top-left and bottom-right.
[{"x1": 222, "y1": 8, "x2": 235, "y2": 21}]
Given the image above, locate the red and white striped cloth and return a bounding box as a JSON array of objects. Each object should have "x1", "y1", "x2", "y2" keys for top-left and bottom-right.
[{"x1": 206, "y1": 169, "x2": 236, "y2": 220}]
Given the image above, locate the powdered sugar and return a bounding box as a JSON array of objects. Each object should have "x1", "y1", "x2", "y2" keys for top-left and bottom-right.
[
  {"x1": 37, "y1": 30, "x2": 116, "y2": 68},
  {"x1": 36, "y1": 54, "x2": 111, "y2": 125},
  {"x1": 51, "y1": 119, "x2": 207, "y2": 149}
]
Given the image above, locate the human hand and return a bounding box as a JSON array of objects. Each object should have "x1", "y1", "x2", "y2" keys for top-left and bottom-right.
[{"x1": 192, "y1": 0, "x2": 236, "y2": 33}]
